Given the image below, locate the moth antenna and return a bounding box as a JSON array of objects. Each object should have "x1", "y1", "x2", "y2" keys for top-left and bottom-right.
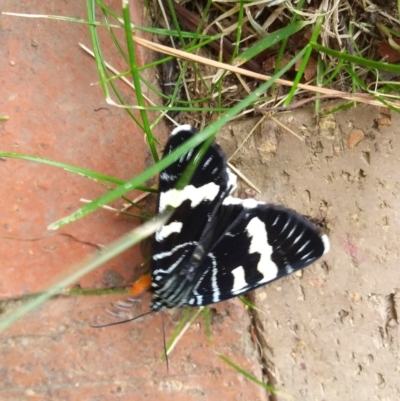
[
  {"x1": 161, "y1": 311, "x2": 169, "y2": 373},
  {"x1": 90, "y1": 310, "x2": 154, "y2": 328}
]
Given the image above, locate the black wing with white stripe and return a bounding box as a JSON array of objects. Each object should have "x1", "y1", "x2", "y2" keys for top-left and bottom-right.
[
  {"x1": 183, "y1": 199, "x2": 329, "y2": 306},
  {"x1": 151, "y1": 125, "x2": 329, "y2": 310},
  {"x1": 152, "y1": 125, "x2": 236, "y2": 309}
]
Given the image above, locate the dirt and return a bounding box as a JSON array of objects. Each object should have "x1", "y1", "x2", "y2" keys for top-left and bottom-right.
[{"x1": 216, "y1": 104, "x2": 400, "y2": 400}]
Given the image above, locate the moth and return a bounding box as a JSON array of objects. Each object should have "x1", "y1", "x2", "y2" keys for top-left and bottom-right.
[{"x1": 150, "y1": 125, "x2": 330, "y2": 311}]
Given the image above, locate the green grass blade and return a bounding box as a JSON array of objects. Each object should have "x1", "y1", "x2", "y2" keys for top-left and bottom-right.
[
  {"x1": 2, "y1": 10, "x2": 120, "y2": 28},
  {"x1": 100, "y1": 7, "x2": 129, "y2": 64},
  {"x1": 231, "y1": 2, "x2": 244, "y2": 61},
  {"x1": 87, "y1": 2, "x2": 144, "y2": 128},
  {"x1": 86, "y1": 0, "x2": 110, "y2": 99},
  {"x1": 203, "y1": 306, "x2": 212, "y2": 343},
  {"x1": 321, "y1": 58, "x2": 345, "y2": 86},
  {"x1": 284, "y1": 16, "x2": 323, "y2": 106},
  {"x1": 321, "y1": 101, "x2": 354, "y2": 116},
  {"x1": 48, "y1": 51, "x2": 303, "y2": 231},
  {"x1": 216, "y1": 352, "x2": 276, "y2": 392},
  {"x1": 162, "y1": 307, "x2": 192, "y2": 360},
  {"x1": 234, "y1": 21, "x2": 307, "y2": 66},
  {"x1": 274, "y1": 0, "x2": 307, "y2": 81},
  {"x1": 0, "y1": 152, "x2": 156, "y2": 192},
  {"x1": 311, "y1": 42, "x2": 400, "y2": 74},
  {"x1": 121, "y1": 0, "x2": 158, "y2": 162},
  {"x1": 162, "y1": 307, "x2": 203, "y2": 359},
  {"x1": 345, "y1": 66, "x2": 400, "y2": 113},
  {"x1": 239, "y1": 296, "x2": 266, "y2": 315}
]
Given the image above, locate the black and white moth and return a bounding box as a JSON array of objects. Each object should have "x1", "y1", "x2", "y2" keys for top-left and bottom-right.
[{"x1": 151, "y1": 125, "x2": 330, "y2": 311}]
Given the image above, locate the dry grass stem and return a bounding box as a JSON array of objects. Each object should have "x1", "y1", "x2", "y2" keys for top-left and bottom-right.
[{"x1": 133, "y1": 35, "x2": 400, "y2": 109}]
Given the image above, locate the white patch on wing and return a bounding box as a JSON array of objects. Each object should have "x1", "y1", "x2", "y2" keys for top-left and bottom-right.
[
  {"x1": 155, "y1": 221, "x2": 183, "y2": 241},
  {"x1": 222, "y1": 196, "x2": 242, "y2": 206},
  {"x1": 246, "y1": 217, "x2": 278, "y2": 283},
  {"x1": 281, "y1": 217, "x2": 290, "y2": 233},
  {"x1": 293, "y1": 231, "x2": 304, "y2": 244},
  {"x1": 153, "y1": 252, "x2": 188, "y2": 276},
  {"x1": 209, "y1": 253, "x2": 220, "y2": 303},
  {"x1": 202, "y1": 156, "x2": 213, "y2": 169},
  {"x1": 296, "y1": 239, "x2": 310, "y2": 254},
  {"x1": 158, "y1": 182, "x2": 220, "y2": 213},
  {"x1": 186, "y1": 148, "x2": 194, "y2": 161},
  {"x1": 190, "y1": 256, "x2": 214, "y2": 305},
  {"x1": 322, "y1": 234, "x2": 330, "y2": 254},
  {"x1": 153, "y1": 241, "x2": 197, "y2": 263},
  {"x1": 222, "y1": 196, "x2": 262, "y2": 208},
  {"x1": 231, "y1": 266, "x2": 248, "y2": 295},
  {"x1": 285, "y1": 265, "x2": 294, "y2": 274},
  {"x1": 160, "y1": 171, "x2": 178, "y2": 182},
  {"x1": 287, "y1": 226, "x2": 296, "y2": 238},
  {"x1": 300, "y1": 251, "x2": 313, "y2": 260},
  {"x1": 226, "y1": 167, "x2": 237, "y2": 192},
  {"x1": 171, "y1": 124, "x2": 194, "y2": 136}
]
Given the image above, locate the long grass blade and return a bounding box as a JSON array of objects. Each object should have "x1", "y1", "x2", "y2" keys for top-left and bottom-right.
[
  {"x1": 0, "y1": 210, "x2": 172, "y2": 332},
  {"x1": 0, "y1": 152, "x2": 156, "y2": 192},
  {"x1": 216, "y1": 352, "x2": 276, "y2": 392},
  {"x1": 48, "y1": 49, "x2": 304, "y2": 230}
]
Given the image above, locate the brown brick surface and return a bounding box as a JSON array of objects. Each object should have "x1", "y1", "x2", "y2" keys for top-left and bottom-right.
[
  {"x1": 0, "y1": 2, "x2": 267, "y2": 400},
  {"x1": 0, "y1": 1, "x2": 149, "y2": 297},
  {"x1": 0, "y1": 296, "x2": 266, "y2": 401}
]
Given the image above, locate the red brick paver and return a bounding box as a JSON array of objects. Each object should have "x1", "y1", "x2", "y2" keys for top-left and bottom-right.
[
  {"x1": 0, "y1": 2, "x2": 267, "y2": 400},
  {"x1": 0, "y1": 1, "x2": 148, "y2": 297},
  {"x1": 0, "y1": 296, "x2": 266, "y2": 401}
]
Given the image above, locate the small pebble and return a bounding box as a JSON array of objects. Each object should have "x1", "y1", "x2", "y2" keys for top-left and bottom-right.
[
  {"x1": 377, "y1": 117, "x2": 391, "y2": 127},
  {"x1": 379, "y1": 106, "x2": 391, "y2": 116},
  {"x1": 258, "y1": 141, "x2": 276, "y2": 154},
  {"x1": 347, "y1": 129, "x2": 364, "y2": 149}
]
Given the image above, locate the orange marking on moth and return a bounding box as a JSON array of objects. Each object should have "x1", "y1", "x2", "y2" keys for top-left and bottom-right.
[{"x1": 130, "y1": 274, "x2": 152, "y2": 297}]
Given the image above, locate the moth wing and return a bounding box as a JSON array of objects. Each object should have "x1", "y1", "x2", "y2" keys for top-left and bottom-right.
[
  {"x1": 187, "y1": 198, "x2": 329, "y2": 306},
  {"x1": 152, "y1": 125, "x2": 235, "y2": 309}
]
